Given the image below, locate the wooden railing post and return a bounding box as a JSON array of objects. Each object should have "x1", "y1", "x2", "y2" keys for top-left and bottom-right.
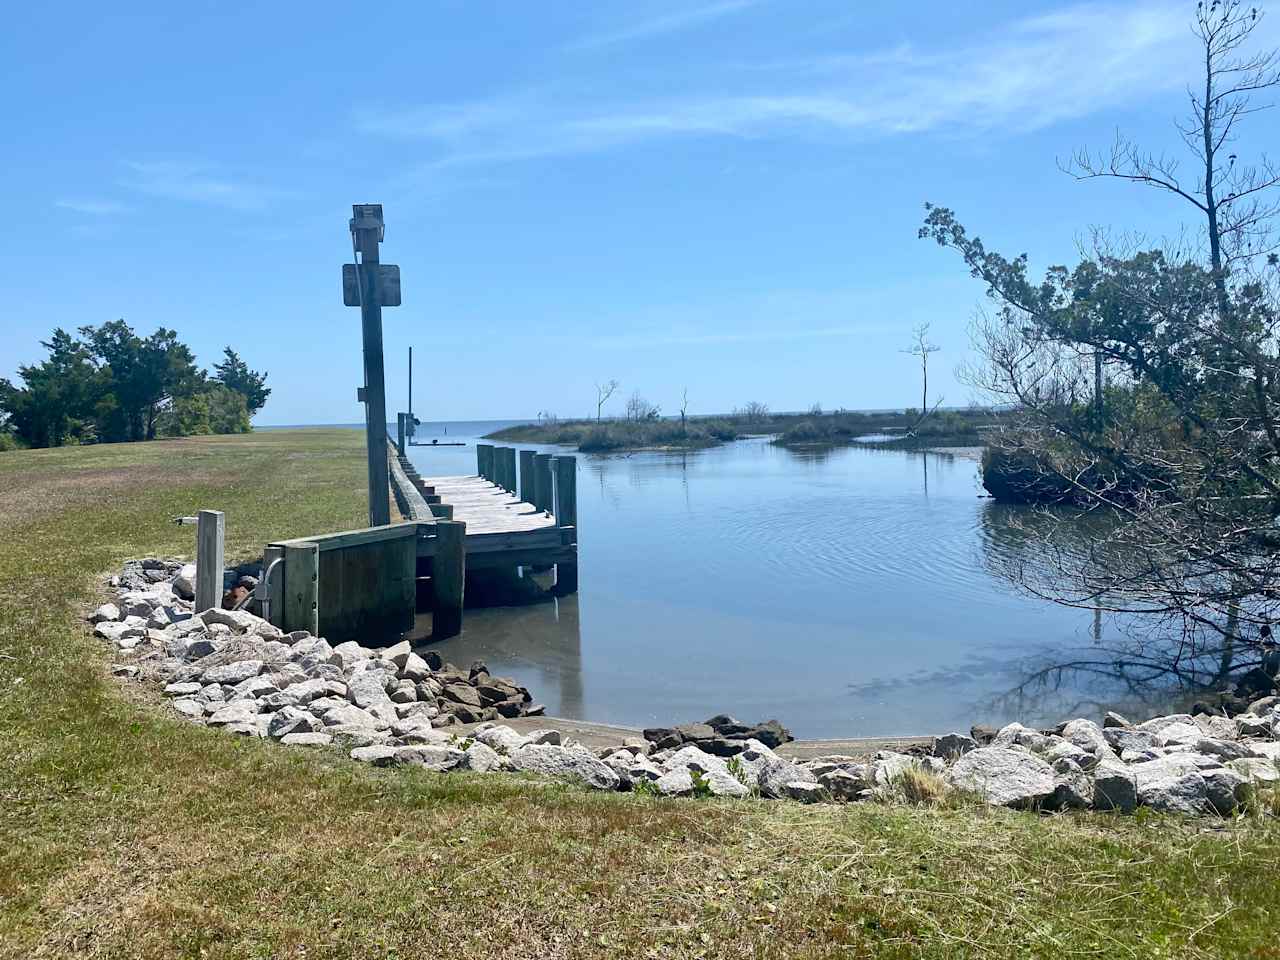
[
  {"x1": 432, "y1": 520, "x2": 466, "y2": 638},
  {"x1": 533, "y1": 454, "x2": 553, "y2": 513},
  {"x1": 283, "y1": 541, "x2": 319, "y2": 636},
  {"x1": 195, "y1": 509, "x2": 225, "y2": 613},
  {"x1": 500, "y1": 447, "x2": 517, "y2": 493},
  {"x1": 554, "y1": 455, "x2": 578, "y2": 594},
  {"x1": 518, "y1": 450, "x2": 535, "y2": 503},
  {"x1": 476, "y1": 444, "x2": 494, "y2": 481}
]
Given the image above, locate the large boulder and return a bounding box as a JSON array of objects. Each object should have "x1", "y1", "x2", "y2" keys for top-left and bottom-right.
[
  {"x1": 1092, "y1": 758, "x2": 1138, "y2": 813},
  {"x1": 203, "y1": 659, "x2": 264, "y2": 685},
  {"x1": 757, "y1": 755, "x2": 818, "y2": 800},
  {"x1": 206, "y1": 699, "x2": 261, "y2": 728},
  {"x1": 1060, "y1": 719, "x2": 1112, "y2": 759},
  {"x1": 474, "y1": 725, "x2": 529, "y2": 755},
  {"x1": 1129, "y1": 755, "x2": 1213, "y2": 814},
  {"x1": 267, "y1": 706, "x2": 320, "y2": 739},
  {"x1": 172, "y1": 563, "x2": 197, "y2": 600},
  {"x1": 945, "y1": 746, "x2": 1055, "y2": 808},
  {"x1": 932, "y1": 732, "x2": 977, "y2": 760},
  {"x1": 508, "y1": 744, "x2": 620, "y2": 791}
]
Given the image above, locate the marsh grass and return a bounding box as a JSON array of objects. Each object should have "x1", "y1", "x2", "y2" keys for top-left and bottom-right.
[{"x1": 2, "y1": 429, "x2": 1279, "y2": 958}]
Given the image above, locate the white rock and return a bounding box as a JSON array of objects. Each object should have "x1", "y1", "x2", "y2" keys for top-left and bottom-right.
[
  {"x1": 395, "y1": 701, "x2": 438, "y2": 721},
  {"x1": 457, "y1": 741, "x2": 501, "y2": 772},
  {"x1": 90, "y1": 603, "x2": 121, "y2": 624},
  {"x1": 1154, "y1": 721, "x2": 1204, "y2": 748},
  {"x1": 1236, "y1": 714, "x2": 1271, "y2": 739},
  {"x1": 508, "y1": 744, "x2": 620, "y2": 790},
  {"x1": 173, "y1": 563, "x2": 197, "y2": 600},
  {"x1": 321, "y1": 703, "x2": 387, "y2": 730},
  {"x1": 757, "y1": 756, "x2": 818, "y2": 800},
  {"x1": 202, "y1": 659, "x2": 264, "y2": 685},
  {"x1": 399, "y1": 652, "x2": 430, "y2": 682},
  {"x1": 946, "y1": 746, "x2": 1055, "y2": 808},
  {"x1": 163, "y1": 681, "x2": 202, "y2": 697},
  {"x1": 281, "y1": 731, "x2": 333, "y2": 748},
  {"x1": 1137, "y1": 714, "x2": 1197, "y2": 734},
  {"x1": 1092, "y1": 758, "x2": 1138, "y2": 812},
  {"x1": 604, "y1": 751, "x2": 663, "y2": 787},
  {"x1": 202, "y1": 608, "x2": 282, "y2": 638},
  {"x1": 206, "y1": 699, "x2": 261, "y2": 727},
  {"x1": 992, "y1": 722, "x2": 1051, "y2": 753},
  {"x1": 474, "y1": 725, "x2": 530, "y2": 756},
  {"x1": 1129, "y1": 755, "x2": 1211, "y2": 815},
  {"x1": 94, "y1": 621, "x2": 144, "y2": 644},
  {"x1": 393, "y1": 745, "x2": 465, "y2": 770},
  {"x1": 171, "y1": 698, "x2": 205, "y2": 719},
  {"x1": 268, "y1": 706, "x2": 321, "y2": 738},
  {"x1": 1060, "y1": 718, "x2": 1112, "y2": 759},
  {"x1": 1229, "y1": 757, "x2": 1280, "y2": 784},
  {"x1": 333, "y1": 640, "x2": 375, "y2": 666},
  {"x1": 350, "y1": 745, "x2": 399, "y2": 766}
]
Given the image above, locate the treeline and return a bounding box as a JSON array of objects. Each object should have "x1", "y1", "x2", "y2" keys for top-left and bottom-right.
[{"x1": 0, "y1": 320, "x2": 269, "y2": 449}]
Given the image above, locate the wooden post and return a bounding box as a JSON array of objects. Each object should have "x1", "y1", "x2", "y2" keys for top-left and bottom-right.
[
  {"x1": 493, "y1": 446, "x2": 510, "y2": 492},
  {"x1": 533, "y1": 454, "x2": 553, "y2": 512},
  {"x1": 396, "y1": 413, "x2": 406, "y2": 452},
  {"x1": 432, "y1": 520, "x2": 466, "y2": 638},
  {"x1": 343, "y1": 203, "x2": 401, "y2": 529},
  {"x1": 554, "y1": 456, "x2": 578, "y2": 593},
  {"x1": 502, "y1": 447, "x2": 518, "y2": 493},
  {"x1": 428, "y1": 503, "x2": 454, "y2": 520},
  {"x1": 476, "y1": 444, "x2": 494, "y2": 481},
  {"x1": 262, "y1": 544, "x2": 284, "y2": 626},
  {"x1": 283, "y1": 541, "x2": 319, "y2": 637},
  {"x1": 519, "y1": 450, "x2": 535, "y2": 503},
  {"x1": 195, "y1": 509, "x2": 225, "y2": 613}
]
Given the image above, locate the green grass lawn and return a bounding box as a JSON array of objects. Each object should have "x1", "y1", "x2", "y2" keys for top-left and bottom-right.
[{"x1": 2, "y1": 429, "x2": 1278, "y2": 959}]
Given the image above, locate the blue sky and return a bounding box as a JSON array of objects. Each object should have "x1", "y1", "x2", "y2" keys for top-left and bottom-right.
[{"x1": 3, "y1": 1, "x2": 1277, "y2": 423}]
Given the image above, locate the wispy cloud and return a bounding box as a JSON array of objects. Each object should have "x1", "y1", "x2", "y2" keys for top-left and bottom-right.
[
  {"x1": 55, "y1": 198, "x2": 132, "y2": 215},
  {"x1": 120, "y1": 160, "x2": 283, "y2": 210},
  {"x1": 566, "y1": 0, "x2": 761, "y2": 52},
  {"x1": 587, "y1": 323, "x2": 883, "y2": 350},
  {"x1": 360, "y1": 1, "x2": 1199, "y2": 167}
]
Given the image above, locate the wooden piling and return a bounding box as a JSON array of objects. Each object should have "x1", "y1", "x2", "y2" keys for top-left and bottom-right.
[
  {"x1": 533, "y1": 454, "x2": 554, "y2": 512},
  {"x1": 432, "y1": 520, "x2": 466, "y2": 638},
  {"x1": 476, "y1": 444, "x2": 494, "y2": 481},
  {"x1": 283, "y1": 541, "x2": 319, "y2": 636},
  {"x1": 554, "y1": 455, "x2": 578, "y2": 593},
  {"x1": 507, "y1": 448, "x2": 519, "y2": 492},
  {"x1": 195, "y1": 509, "x2": 225, "y2": 613},
  {"x1": 519, "y1": 450, "x2": 535, "y2": 503}
]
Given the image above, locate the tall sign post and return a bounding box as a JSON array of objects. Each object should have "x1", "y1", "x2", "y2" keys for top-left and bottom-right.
[{"x1": 343, "y1": 204, "x2": 401, "y2": 528}]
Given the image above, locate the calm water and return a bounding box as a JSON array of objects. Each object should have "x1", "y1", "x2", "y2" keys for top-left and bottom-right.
[{"x1": 405, "y1": 420, "x2": 1140, "y2": 738}]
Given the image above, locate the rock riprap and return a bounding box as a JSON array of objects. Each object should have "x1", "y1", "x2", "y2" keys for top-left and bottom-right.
[{"x1": 95, "y1": 559, "x2": 1280, "y2": 816}]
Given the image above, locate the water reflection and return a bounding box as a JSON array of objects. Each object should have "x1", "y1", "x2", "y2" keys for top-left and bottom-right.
[{"x1": 408, "y1": 426, "x2": 1172, "y2": 737}]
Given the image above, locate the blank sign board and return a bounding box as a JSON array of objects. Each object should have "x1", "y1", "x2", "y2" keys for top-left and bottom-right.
[{"x1": 342, "y1": 263, "x2": 402, "y2": 307}]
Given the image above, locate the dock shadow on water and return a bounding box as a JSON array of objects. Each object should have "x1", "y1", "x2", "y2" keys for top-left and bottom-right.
[{"x1": 408, "y1": 422, "x2": 1180, "y2": 738}]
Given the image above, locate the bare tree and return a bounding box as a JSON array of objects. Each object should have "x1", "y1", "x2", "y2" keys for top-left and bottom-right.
[
  {"x1": 1063, "y1": 0, "x2": 1280, "y2": 307},
  {"x1": 594, "y1": 379, "x2": 619, "y2": 422},
  {"x1": 736, "y1": 400, "x2": 769, "y2": 423},
  {"x1": 679, "y1": 387, "x2": 689, "y2": 430},
  {"x1": 920, "y1": 1, "x2": 1280, "y2": 697},
  {"x1": 624, "y1": 391, "x2": 660, "y2": 421},
  {"x1": 901, "y1": 322, "x2": 941, "y2": 426}
]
